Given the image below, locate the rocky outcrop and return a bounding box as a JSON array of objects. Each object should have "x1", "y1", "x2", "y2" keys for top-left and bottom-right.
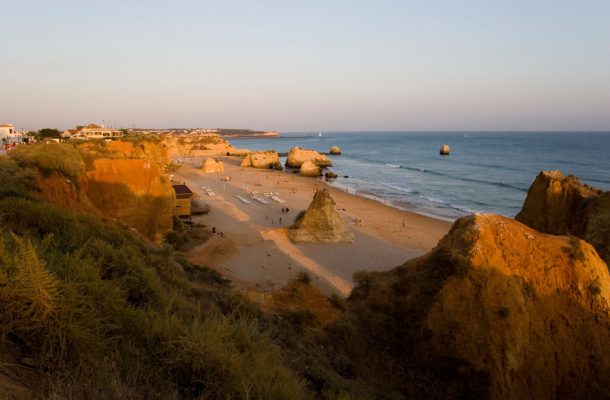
[
  {"x1": 299, "y1": 161, "x2": 321, "y2": 177},
  {"x1": 227, "y1": 148, "x2": 250, "y2": 156},
  {"x1": 325, "y1": 171, "x2": 337, "y2": 179},
  {"x1": 288, "y1": 189, "x2": 354, "y2": 243},
  {"x1": 516, "y1": 170, "x2": 610, "y2": 265},
  {"x1": 439, "y1": 144, "x2": 451, "y2": 155},
  {"x1": 37, "y1": 140, "x2": 175, "y2": 243},
  {"x1": 82, "y1": 159, "x2": 174, "y2": 243},
  {"x1": 344, "y1": 214, "x2": 610, "y2": 399},
  {"x1": 200, "y1": 158, "x2": 224, "y2": 173},
  {"x1": 105, "y1": 140, "x2": 170, "y2": 166},
  {"x1": 329, "y1": 146, "x2": 342, "y2": 155},
  {"x1": 164, "y1": 135, "x2": 236, "y2": 157},
  {"x1": 240, "y1": 150, "x2": 282, "y2": 170},
  {"x1": 285, "y1": 146, "x2": 332, "y2": 168}
]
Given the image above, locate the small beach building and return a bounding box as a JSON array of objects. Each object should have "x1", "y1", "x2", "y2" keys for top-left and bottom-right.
[{"x1": 172, "y1": 184, "x2": 194, "y2": 217}]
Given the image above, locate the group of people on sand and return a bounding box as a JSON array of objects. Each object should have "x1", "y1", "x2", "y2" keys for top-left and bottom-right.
[{"x1": 211, "y1": 227, "x2": 225, "y2": 238}]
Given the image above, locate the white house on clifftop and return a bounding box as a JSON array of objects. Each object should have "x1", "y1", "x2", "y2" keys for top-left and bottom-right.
[
  {"x1": 63, "y1": 124, "x2": 123, "y2": 140},
  {"x1": 0, "y1": 124, "x2": 22, "y2": 143}
]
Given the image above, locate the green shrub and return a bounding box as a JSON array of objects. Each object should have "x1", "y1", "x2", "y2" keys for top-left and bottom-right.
[
  {"x1": 0, "y1": 156, "x2": 37, "y2": 199},
  {"x1": 0, "y1": 192, "x2": 307, "y2": 398},
  {"x1": 10, "y1": 143, "x2": 85, "y2": 178},
  {"x1": 329, "y1": 293, "x2": 346, "y2": 311}
]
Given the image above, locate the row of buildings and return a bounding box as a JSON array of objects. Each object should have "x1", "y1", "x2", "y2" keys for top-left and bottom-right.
[
  {"x1": 1, "y1": 123, "x2": 124, "y2": 143},
  {"x1": 62, "y1": 124, "x2": 124, "y2": 140}
]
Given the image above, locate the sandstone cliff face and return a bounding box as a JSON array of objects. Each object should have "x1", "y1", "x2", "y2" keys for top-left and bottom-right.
[
  {"x1": 83, "y1": 159, "x2": 174, "y2": 242},
  {"x1": 344, "y1": 214, "x2": 610, "y2": 399},
  {"x1": 288, "y1": 189, "x2": 354, "y2": 243},
  {"x1": 200, "y1": 158, "x2": 224, "y2": 173},
  {"x1": 299, "y1": 160, "x2": 321, "y2": 177},
  {"x1": 516, "y1": 170, "x2": 610, "y2": 265},
  {"x1": 37, "y1": 140, "x2": 175, "y2": 243},
  {"x1": 164, "y1": 135, "x2": 239, "y2": 157},
  {"x1": 240, "y1": 151, "x2": 282, "y2": 170},
  {"x1": 105, "y1": 140, "x2": 170, "y2": 166},
  {"x1": 285, "y1": 146, "x2": 332, "y2": 168}
]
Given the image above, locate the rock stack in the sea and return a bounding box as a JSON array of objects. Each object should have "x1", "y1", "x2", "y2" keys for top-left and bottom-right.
[
  {"x1": 325, "y1": 171, "x2": 338, "y2": 179},
  {"x1": 288, "y1": 189, "x2": 354, "y2": 243},
  {"x1": 329, "y1": 146, "x2": 342, "y2": 155},
  {"x1": 439, "y1": 144, "x2": 451, "y2": 155},
  {"x1": 240, "y1": 150, "x2": 283, "y2": 170},
  {"x1": 299, "y1": 160, "x2": 321, "y2": 177},
  {"x1": 199, "y1": 157, "x2": 224, "y2": 173},
  {"x1": 516, "y1": 170, "x2": 610, "y2": 265},
  {"x1": 344, "y1": 213, "x2": 610, "y2": 399},
  {"x1": 285, "y1": 146, "x2": 332, "y2": 168}
]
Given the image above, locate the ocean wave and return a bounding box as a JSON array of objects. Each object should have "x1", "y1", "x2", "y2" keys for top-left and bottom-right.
[
  {"x1": 385, "y1": 163, "x2": 401, "y2": 168},
  {"x1": 398, "y1": 165, "x2": 527, "y2": 192},
  {"x1": 379, "y1": 182, "x2": 415, "y2": 194}
]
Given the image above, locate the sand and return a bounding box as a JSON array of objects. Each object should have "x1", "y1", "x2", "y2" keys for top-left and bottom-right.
[{"x1": 172, "y1": 156, "x2": 452, "y2": 296}]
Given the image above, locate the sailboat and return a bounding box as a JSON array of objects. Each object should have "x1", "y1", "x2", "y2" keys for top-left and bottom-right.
[{"x1": 318, "y1": 131, "x2": 322, "y2": 137}]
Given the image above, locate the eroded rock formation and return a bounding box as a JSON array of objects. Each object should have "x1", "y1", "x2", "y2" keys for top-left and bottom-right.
[
  {"x1": 164, "y1": 135, "x2": 244, "y2": 157},
  {"x1": 285, "y1": 146, "x2": 332, "y2": 168},
  {"x1": 288, "y1": 189, "x2": 354, "y2": 243},
  {"x1": 439, "y1": 144, "x2": 451, "y2": 155},
  {"x1": 516, "y1": 170, "x2": 610, "y2": 265},
  {"x1": 83, "y1": 159, "x2": 174, "y2": 242},
  {"x1": 299, "y1": 160, "x2": 321, "y2": 177},
  {"x1": 329, "y1": 146, "x2": 342, "y2": 155},
  {"x1": 342, "y1": 214, "x2": 610, "y2": 399},
  {"x1": 240, "y1": 150, "x2": 283, "y2": 170},
  {"x1": 200, "y1": 158, "x2": 224, "y2": 173},
  {"x1": 37, "y1": 140, "x2": 175, "y2": 242}
]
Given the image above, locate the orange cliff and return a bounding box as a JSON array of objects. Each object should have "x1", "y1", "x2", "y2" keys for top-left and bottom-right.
[
  {"x1": 341, "y1": 213, "x2": 610, "y2": 399},
  {"x1": 516, "y1": 170, "x2": 610, "y2": 265},
  {"x1": 37, "y1": 140, "x2": 174, "y2": 242}
]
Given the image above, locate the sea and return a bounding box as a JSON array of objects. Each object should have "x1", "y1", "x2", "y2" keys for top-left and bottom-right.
[{"x1": 230, "y1": 132, "x2": 610, "y2": 221}]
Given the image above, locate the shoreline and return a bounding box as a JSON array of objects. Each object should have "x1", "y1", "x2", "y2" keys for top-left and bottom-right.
[
  {"x1": 176, "y1": 154, "x2": 459, "y2": 225},
  {"x1": 172, "y1": 156, "x2": 452, "y2": 296}
]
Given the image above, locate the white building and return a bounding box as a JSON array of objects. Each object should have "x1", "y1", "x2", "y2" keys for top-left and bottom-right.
[
  {"x1": 0, "y1": 124, "x2": 22, "y2": 144},
  {"x1": 68, "y1": 124, "x2": 124, "y2": 139}
]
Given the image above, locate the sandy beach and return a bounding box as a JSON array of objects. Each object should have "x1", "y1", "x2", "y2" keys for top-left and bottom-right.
[{"x1": 173, "y1": 156, "x2": 452, "y2": 295}]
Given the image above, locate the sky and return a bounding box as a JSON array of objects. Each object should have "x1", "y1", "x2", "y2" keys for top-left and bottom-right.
[{"x1": 1, "y1": 0, "x2": 609, "y2": 132}]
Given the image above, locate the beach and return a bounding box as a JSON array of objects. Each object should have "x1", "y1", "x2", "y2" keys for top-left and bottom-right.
[{"x1": 172, "y1": 156, "x2": 451, "y2": 296}]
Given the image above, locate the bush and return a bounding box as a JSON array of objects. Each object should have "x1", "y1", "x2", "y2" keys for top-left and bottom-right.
[
  {"x1": 296, "y1": 271, "x2": 312, "y2": 284},
  {"x1": 0, "y1": 157, "x2": 37, "y2": 199},
  {"x1": 0, "y1": 193, "x2": 307, "y2": 398},
  {"x1": 329, "y1": 293, "x2": 346, "y2": 311},
  {"x1": 10, "y1": 143, "x2": 85, "y2": 178}
]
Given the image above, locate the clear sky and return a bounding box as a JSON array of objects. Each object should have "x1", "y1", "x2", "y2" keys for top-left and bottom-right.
[{"x1": 1, "y1": 0, "x2": 609, "y2": 131}]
